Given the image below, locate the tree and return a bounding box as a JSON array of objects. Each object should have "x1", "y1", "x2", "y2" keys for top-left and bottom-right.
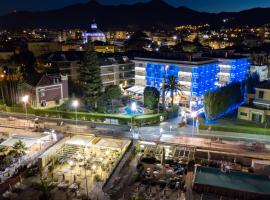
[
  {"x1": 143, "y1": 86, "x2": 160, "y2": 110},
  {"x1": 10, "y1": 50, "x2": 36, "y2": 76},
  {"x1": 79, "y1": 44, "x2": 102, "y2": 110},
  {"x1": 105, "y1": 85, "x2": 121, "y2": 111},
  {"x1": 124, "y1": 31, "x2": 151, "y2": 51},
  {"x1": 13, "y1": 140, "x2": 27, "y2": 157},
  {"x1": 246, "y1": 72, "x2": 260, "y2": 94},
  {"x1": 34, "y1": 179, "x2": 54, "y2": 200},
  {"x1": 164, "y1": 75, "x2": 183, "y2": 106},
  {"x1": 1, "y1": 64, "x2": 23, "y2": 106},
  {"x1": 204, "y1": 82, "x2": 245, "y2": 120}
]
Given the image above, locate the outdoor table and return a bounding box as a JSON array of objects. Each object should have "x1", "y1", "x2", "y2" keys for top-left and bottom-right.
[
  {"x1": 58, "y1": 182, "x2": 68, "y2": 189},
  {"x1": 69, "y1": 183, "x2": 78, "y2": 190},
  {"x1": 2, "y1": 191, "x2": 11, "y2": 198},
  {"x1": 153, "y1": 171, "x2": 159, "y2": 176}
]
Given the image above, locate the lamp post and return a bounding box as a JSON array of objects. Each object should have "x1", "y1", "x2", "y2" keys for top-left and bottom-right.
[
  {"x1": 72, "y1": 100, "x2": 79, "y2": 130},
  {"x1": 21, "y1": 95, "x2": 29, "y2": 128},
  {"x1": 131, "y1": 102, "x2": 137, "y2": 139},
  {"x1": 191, "y1": 111, "x2": 197, "y2": 137},
  {"x1": 83, "y1": 147, "x2": 89, "y2": 199},
  {"x1": 264, "y1": 120, "x2": 268, "y2": 137}
]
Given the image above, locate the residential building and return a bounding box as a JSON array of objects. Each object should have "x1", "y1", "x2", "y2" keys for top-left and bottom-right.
[
  {"x1": 131, "y1": 56, "x2": 219, "y2": 112},
  {"x1": 94, "y1": 45, "x2": 115, "y2": 53},
  {"x1": 99, "y1": 56, "x2": 135, "y2": 88},
  {"x1": 27, "y1": 41, "x2": 61, "y2": 57},
  {"x1": 0, "y1": 50, "x2": 14, "y2": 60},
  {"x1": 44, "y1": 51, "x2": 83, "y2": 81},
  {"x1": 44, "y1": 51, "x2": 134, "y2": 88},
  {"x1": 250, "y1": 65, "x2": 268, "y2": 82},
  {"x1": 238, "y1": 81, "x2": 270, "y2": 123},
  {"x1": 22, "y1": 73, "x2": 68, "y2": 109}
]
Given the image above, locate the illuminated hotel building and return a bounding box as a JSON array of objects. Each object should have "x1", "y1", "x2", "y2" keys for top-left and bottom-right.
[
  {"x1": 131, "y1": 56, "x2": 250, "y2": 113},
  {"x1": 217, "y1": 56, "x2": 250, "y2": 86},
  {"x1": 132, "y1": 57, "x2": 220, "y2": 113}
]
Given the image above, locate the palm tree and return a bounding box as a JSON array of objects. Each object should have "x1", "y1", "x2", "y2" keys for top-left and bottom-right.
[
  {"x1": 164, "y1": 75, "x2": 183, "y2": 106},
  {"x1": 34, "y1": 179, "x2": 54, "y2": 200},
  {"x1": 13, "y1": 140, "x2": 27, "y2": 157}
]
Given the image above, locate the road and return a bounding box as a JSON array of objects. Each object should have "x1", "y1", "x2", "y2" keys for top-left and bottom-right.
[{"x1": 1, "y1": 111, "x2": 270, "y2": 160}]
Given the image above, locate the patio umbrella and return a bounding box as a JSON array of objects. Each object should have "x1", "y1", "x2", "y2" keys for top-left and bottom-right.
[
  {"x1": 19, "y1": 175, "x2": 22, "y2": 184},
  {"x1": 161, "y1": 147, "x2": 166, "y2": 176},
  {"x1": 161, "y1": 147, "x2": 165, "y2": 166},
  {"x1": 74, "y1": 175, "x2": 76, "y2": 183},
  {"x1": 62, "y1": 174, "x2": 65, "y2": 181}
]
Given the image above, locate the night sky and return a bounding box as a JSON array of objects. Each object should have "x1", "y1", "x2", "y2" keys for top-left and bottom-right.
[{"x1": 0, "y1": 0, "x2": 269, "y2": 15}]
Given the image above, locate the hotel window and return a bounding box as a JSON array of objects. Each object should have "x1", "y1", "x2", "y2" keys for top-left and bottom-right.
[
  {"x1": 240, "y1": 112, "x2": 247, "y2": 117},
  {"x1": 258, "y1": 91, "x2": 264, "y2": 99}
]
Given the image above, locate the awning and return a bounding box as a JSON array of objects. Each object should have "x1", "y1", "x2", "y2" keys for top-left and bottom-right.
[
  {"x1": 253, "y1": 99, "x2": 270, "y2": 106},
  {"x1": 126, "y1": 86, "x2": 145, "y2": 95}
]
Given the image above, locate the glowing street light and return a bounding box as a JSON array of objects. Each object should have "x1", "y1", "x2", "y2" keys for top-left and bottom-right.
[
  {"x1": 191, "y1": 111, "x2": 197, "y2": 137},
  {"x1": 131, "y1": 102, "x2": 137, "y2": 112},
  {"x1": 72, "y1": 100, "x2": 79, "y2": 128},
  {"x1": 131, "y1": 102, "x2": 137, "y2": 139},
  {"x1": 21, "y1": 95, "x2": 29, "y2": 128}
]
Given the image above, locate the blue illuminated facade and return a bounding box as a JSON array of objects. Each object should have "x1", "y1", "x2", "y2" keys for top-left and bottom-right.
[
  {"x1": 145, "y1": 63, "x2": 179, "y2": 88},
  {"x1": 228, "y1": 58, "x2": 249, "y2": 82},
  {"x1": 134, "y1": 56, "x2": 251, "y2": 122},
  {"x1": 218, "y1": 57, "x2": 250, "y2": 86},
  {"x1": 191, "y1": 63, "x2": 220, "y2": 111},
  {"x1": 142, "y1": 60, "x2": 219, "y2": 112}
]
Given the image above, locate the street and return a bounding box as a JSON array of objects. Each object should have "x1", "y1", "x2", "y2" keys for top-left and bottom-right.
[{"x1": 1, "y1": 112, "x2": 270, "y2": 161}]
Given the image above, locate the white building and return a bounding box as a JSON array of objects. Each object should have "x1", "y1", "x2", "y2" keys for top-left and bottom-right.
[{"x1": 250, "y1": 65, "x2": 268, "y2": 82}]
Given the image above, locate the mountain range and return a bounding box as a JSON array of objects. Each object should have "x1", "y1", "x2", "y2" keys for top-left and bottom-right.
[{"x1": 0, "y1": 0, "x2": 270, "y2": 30}]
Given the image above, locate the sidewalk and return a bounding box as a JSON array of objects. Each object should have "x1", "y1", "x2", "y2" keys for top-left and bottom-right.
[{"x1": 103, "y1": 140, "x2": 136, "y2": 192}]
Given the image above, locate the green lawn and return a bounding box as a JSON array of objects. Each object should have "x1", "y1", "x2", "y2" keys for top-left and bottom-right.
[{"x1": 199, "y1": 117, "x2": 270, "y2": 136}]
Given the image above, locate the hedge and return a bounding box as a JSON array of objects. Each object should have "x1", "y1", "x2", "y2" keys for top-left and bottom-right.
[
  {"x1": 199, "y1": 117, "x2": 270, "y2": 136},
  {"x1": 0, "y1": 105, "x2": 165, "y2": 126}
]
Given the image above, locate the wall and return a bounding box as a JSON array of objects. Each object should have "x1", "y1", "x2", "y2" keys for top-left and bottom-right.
[
  {"x1": 255, "y1": 89, "x2": 270, "y2": 101},
  {"x1": 238, "y1": 106, "x2": 266, "y2": 123}
]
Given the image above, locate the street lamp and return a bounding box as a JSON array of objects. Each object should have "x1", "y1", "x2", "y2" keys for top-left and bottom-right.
[
  {"x1": 159, "y1": 128, "x2": 164, "y2": 141},
  {"x1": 191, "y1": 111, "x2": 197, "y2": 137},
  {"x1": 83, "y1": 147, "x2": 89, "y2": 199},
  {"x1": 131, "y1": 102, "x2": 137, "y2": 139},
  {"x1": 72, "y1": 100, "x2": 79, "y2": 129},
  {"x1": 21, "y1": 95, "x2": 29, "y2": 128}
]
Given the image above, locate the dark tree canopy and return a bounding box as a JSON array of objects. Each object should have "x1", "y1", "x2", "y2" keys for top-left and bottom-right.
[
  {"x1": 124, "y1": 31, "x2": 151, "y2": 51},
  {"x1": 204, "y1": 81, "x2": 245, "y2": 120},
  {"x1": 246, "y1": 72, "x2": 260, "y2": 94},
  {"x1": 10, "y1": 50, "x2": 36, "y2": 76},
  {"x1": 144, "y1": 86, "x2": 160, "y2": 110},
  {"x1": 79, "y1": 45, "x2": 102, "y2": 109},
  {"x1": 105, "y1": 85, "x2": 121, "y2": 101}
]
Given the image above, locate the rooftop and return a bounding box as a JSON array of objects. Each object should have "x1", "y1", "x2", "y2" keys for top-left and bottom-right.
[
  {"x1": 133, "y1": 56, "x2": 217, "y2": 65},
  {"x1": 194, "y1": 166, "x2": 270, "y2": 195}
]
